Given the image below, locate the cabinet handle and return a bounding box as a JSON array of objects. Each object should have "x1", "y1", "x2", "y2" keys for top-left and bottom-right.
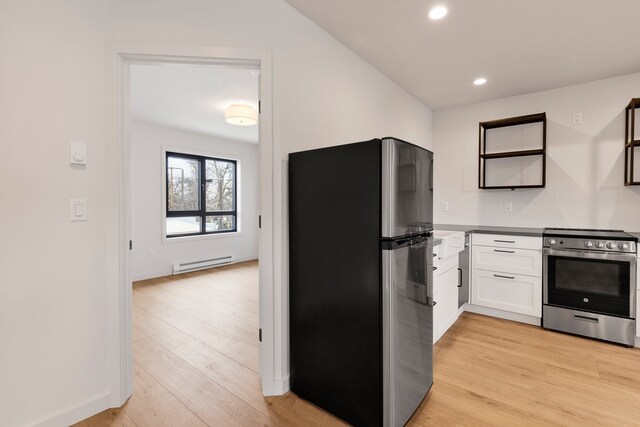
[
  {"x1": 494, "y1": 249, "x2": 515, "y2": 254},
  {"x1": 574, "y1": 315, "x2": 599, "y2": 323},
  {"x1": 457, "y1": 268, "x2": 462, "y2": 288},
  {"x1": 494, "y1": 239, "x2": 515, "y2": 243},
  {"x1": 494, "y1": 274, "x2": 515, "y2": 280}
]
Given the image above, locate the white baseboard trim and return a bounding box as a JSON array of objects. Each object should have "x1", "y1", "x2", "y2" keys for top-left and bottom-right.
[
  {"x1": 132, "y1": 268, "x2": 172, "y2": 282},
  {"x1": 31, "y1": 391, "x2": 110, "y2": 427},
  {"x1": 262, "y1": 375, "x2": 290, "y2": 397},
  {"x1": 236, "y1": 255, "x2": 259, "y2": 263},
  {"x1": 131, "y1": 255, "x2": 259, "y2": 282},
  {"x1": 464, "y1": 304, "x2": 541, "y2": 326}
]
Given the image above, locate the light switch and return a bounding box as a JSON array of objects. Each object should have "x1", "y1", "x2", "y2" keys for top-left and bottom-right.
[
  {"x1": 70, "y1": 199, "x2": 88, "y2": 222},
  {"x1": 69, "y1": 141, "x2": 87, "y2": 165},
  {"x1": 572, "y1": 112, "x2": 583, "y2": 126}
]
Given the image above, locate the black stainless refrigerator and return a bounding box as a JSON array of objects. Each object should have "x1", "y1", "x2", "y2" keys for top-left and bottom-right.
[{"x1": 289, "y1": 137, "x2": 434, "y2": 426}]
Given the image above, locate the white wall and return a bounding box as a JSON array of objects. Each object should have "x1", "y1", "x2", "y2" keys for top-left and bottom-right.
[
  {"x1": 0, "y1": 0, "x2": 432, "y2": 425},
  {"x1": 433, "y1": 72, "x2": 640, "y2": 231},
  {"x1": 130, "y1": 122, "x2": 259, "y2": 281}
]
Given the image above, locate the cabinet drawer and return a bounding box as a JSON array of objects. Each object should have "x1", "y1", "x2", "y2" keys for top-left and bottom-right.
[
  {"x1": 471, "y1": 269, "x2": 542, "y2": 317},
  {"x1": 472, "y1": 233, "x2": 542, "y2": 250},
  {"x1": 434, "y1": 262, "x2": 459, "y2": 295},
  {"x1": 434, "y1": 253, "x2": 458, "y2": 278},
  {"x1": 472, "y1": 246, "x2": 541, "y2": 277}
]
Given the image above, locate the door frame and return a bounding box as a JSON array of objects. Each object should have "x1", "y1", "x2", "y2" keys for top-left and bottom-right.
[{"x1": 107, "y1": 43, "x2": 277, "y2": 405}]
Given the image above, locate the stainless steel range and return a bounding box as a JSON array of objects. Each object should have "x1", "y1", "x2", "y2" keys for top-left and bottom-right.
[{"x1": 543, "y1": 228, "x2": 637, "y2": 346}]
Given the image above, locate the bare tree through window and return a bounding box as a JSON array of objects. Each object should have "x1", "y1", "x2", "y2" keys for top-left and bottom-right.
[{"x1": 166, "y1": 152, "x2": 237, "y2": 237}]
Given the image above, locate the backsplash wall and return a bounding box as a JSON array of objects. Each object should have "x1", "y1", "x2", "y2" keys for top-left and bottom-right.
[{"x1": 433, "y1": 72, "x2": 640, "y2": 231}]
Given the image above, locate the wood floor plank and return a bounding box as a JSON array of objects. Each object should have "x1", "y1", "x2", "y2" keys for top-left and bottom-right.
[
  {"x1": 134, "y1": 287, "x2": 257, "y2": 345},
  {"x1": 545, "y1": 364, "x2": 640, "y2": 403},
  {"x1": 171, "y1": 340, "x2": 345, "y2": 426},
  {"x1": 133, "y1": 307, "x2": 194, "y2": 350},
  {"x1": 217, "y1": 340, "x2": 259, "y2": 373},
  {"x1": 132, "y1": 327, "x2": 148, "y2": 343},
  {"x1": 133, "y1": 337, "x2": 272, "y2": 426},
  {"x1": 423, "y1": 380, "x2": 556, "y2": 427},
  {"x1": 73, "y1": 406, "x2": 137, "y2": 427},
  {"x1": 125, "y1": 362, "x2": 207, "y2": 427}
]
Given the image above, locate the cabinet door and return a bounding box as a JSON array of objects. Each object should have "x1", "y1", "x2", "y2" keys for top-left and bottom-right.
[
  {"x1": 471, "y1": 269, "x2": 542, "y2": 317},
  {"x1": 433, "y1": 290, "x2": 443, "y2": 344},
  {"x1": 473, "y1": 246, "x2": 541, "y2": 277},
  {"x1": 433, "y1": 267, "x2": 460, "y2": 343},
  {"x1": 637, "y1": 291, "x2": 640, "y2": 338}
]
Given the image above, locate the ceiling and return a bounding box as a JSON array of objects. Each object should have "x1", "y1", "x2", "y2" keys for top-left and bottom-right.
[
  {"x1": 130, "y1": 63, "x2": 259, "y2": 144},
  {"x1": 285, "y1": 0, "x2": 640, "y2": 110}
]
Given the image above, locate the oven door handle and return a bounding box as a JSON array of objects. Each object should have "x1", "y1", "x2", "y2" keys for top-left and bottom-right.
[{"x1": 543, "y1": 248, "x2": 637, "y2": 262}]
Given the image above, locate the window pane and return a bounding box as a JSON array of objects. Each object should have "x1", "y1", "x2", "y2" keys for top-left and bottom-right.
[
  {"x1": 206, "y1": 159, "x2": 235, "y2": 212},
  {"x1": 166, "y1": 216, "x2": 202, "y2": 235},
  {"x1": 206, "y1": 215, "x2": 235, "y2": 232},
  {"x1": 167, "y1": 156, "x2": 200, "y2": 211}
]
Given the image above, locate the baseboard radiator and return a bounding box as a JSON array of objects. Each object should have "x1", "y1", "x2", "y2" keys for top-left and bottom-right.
[{"x1": 172, "y1": 254, "x2": 236, "y2": 275}]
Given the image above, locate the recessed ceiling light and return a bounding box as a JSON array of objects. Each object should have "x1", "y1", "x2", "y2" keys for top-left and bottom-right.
[
  {"x1": 428, "y1": 6, "x2": 448, "y2": 20},
  {"x1": 474, "y1": 78, "x2": 487, "y2": 86}
]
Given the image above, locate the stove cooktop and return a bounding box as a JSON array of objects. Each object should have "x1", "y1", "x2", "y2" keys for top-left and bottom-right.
[{"x1": 543, "y1": 227, "x2": 635, "y2": 241}]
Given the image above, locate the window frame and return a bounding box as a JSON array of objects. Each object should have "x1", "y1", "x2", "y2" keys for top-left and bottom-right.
[{"x1": 165, "y1": 151, "x2": 238, "y2": 238}]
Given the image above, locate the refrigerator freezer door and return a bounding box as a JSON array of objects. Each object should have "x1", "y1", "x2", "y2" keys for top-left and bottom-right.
[
  {"x1": 382, "y1": 138, "x2": 434, "y2": 239},
  {"x1": 383, "y1": 237, "x2": 433, "y2": 426}
]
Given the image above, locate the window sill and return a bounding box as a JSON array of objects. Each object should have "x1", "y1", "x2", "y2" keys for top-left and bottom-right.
[{"x1": 163, "y1": 231, "x2": 242, "y2": 244}]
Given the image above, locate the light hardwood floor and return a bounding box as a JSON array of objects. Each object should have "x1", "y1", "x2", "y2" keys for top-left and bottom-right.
[{"x1": 77, "y1": 261, "x2": 640, "y2": 426}]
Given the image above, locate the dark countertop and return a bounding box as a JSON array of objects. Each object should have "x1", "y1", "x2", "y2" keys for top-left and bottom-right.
[
  {"x1": 435, "y1": 223, "x2": 544, "y2": 237},
  {"x1": 628, "y1": 232, "x2": 640, "y2": 242}
]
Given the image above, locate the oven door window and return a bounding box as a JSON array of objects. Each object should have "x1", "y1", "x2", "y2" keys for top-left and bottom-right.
[{"x1": 547, "y1": 255, "x2": 631, "y2": 317}]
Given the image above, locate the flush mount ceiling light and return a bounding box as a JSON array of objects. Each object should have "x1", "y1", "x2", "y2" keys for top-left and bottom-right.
[
  {"x1": 473, "y1": 77, "x2": 487, "y2": 86},
  {"x1": 224, "y1": 104, "x2": 258, "y2": 126},
  {"x1": 428, "y1": 5, "x2": 448, "y2": 20}
]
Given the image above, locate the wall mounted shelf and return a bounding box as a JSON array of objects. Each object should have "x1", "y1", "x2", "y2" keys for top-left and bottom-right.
[
  {"x1": 479, "y1": 112, "x2": 547, "y2": 190},
  {"x1": 624, "y1": 98, "x2": 640, "y2": 185}
]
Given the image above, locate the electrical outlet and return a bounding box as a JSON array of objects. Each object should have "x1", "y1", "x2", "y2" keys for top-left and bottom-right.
[
  {"x1": 504, "y1": 201, "x2": 513, "y2": 212},
  {"x1": 441, "y1": 201, "x2": 449, "y2": 211},
  {"x1": 572, "y1": 112, "x2": 583, "y2": 125}
]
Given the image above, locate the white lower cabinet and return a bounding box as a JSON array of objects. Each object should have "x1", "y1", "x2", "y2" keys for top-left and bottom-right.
[
  {"x1": 471, "y1": 269, "x2": 542, "y2": 317},
  {"x1": 433, "y1": 255, "x2": 460, "y2": 343},
  {"x1": 637, "y1": 291, "x2": 639, "y2": 338}
]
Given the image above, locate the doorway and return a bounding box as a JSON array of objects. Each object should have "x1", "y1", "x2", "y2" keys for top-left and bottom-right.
[{"x1": 109, "y1": 46, "x2": 276, "y2": 407}]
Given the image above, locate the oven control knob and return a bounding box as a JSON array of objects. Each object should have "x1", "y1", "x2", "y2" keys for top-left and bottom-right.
[
  {"x1": 584, "y1": 241, "x2": 593, "y2": 248},
  {"x1": 549, "y1": 239, "x2": 556, "y2": 245},
  {"x1": 606, "y1": 242, "x2": 616, "y2": 249},
  {"x1": 619, "y1": 243, "x2": 629, "y2": 250},
  {"x1": 595, "y1": 242, "x2": 604, "y2": 248}
]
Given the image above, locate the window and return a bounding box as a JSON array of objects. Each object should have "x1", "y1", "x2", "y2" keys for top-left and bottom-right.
[{"x1": 166, "y1": 151, "x2": 237, "y2": 237}]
